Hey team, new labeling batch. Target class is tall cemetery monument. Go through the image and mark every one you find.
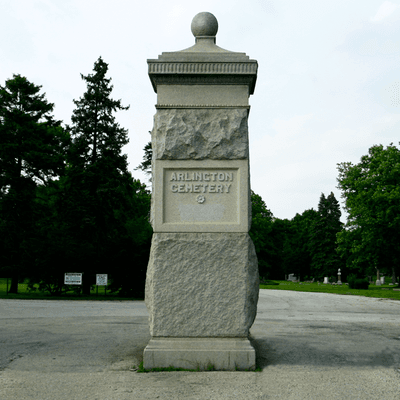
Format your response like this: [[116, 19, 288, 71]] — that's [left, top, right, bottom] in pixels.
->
[[143, 12, 259, 370]]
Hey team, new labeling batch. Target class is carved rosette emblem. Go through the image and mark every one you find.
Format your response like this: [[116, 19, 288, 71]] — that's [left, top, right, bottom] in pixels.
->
[[196, 195, 205, 204]]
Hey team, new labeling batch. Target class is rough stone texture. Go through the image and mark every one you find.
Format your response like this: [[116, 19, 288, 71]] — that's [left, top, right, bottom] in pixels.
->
[[145, 232, 259, 337], [151, 108, 249, 160]]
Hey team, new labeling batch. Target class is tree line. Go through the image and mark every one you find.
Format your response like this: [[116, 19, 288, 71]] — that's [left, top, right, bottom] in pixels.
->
[[0, 57, 152, 296], [1, 57, 399, 295], [248, 143, 400, 286]]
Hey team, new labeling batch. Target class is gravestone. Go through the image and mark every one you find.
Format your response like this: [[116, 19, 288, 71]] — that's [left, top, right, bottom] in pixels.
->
[[376, 269, 381, 286], [323, 277, 329, 284], [143, 12, 259, 371]]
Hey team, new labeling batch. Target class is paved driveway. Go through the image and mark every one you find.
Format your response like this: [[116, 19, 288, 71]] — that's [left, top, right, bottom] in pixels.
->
[[1, 290, 399, 399]]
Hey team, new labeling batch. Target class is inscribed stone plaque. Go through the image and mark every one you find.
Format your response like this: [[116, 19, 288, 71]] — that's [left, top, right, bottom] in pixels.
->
[[153, 160, 249, 232]]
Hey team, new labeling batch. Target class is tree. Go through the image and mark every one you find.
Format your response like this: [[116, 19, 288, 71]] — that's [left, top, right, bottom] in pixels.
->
[[62, 56, 152, 295], [309, 192, 343, 280], [249, 191, 276, 279], [0, 74, 67, 292], [337, 143, 400, 285], [135, 139, 152, 177], [269, 217, 291, 278], [282, 209, 319, 280]]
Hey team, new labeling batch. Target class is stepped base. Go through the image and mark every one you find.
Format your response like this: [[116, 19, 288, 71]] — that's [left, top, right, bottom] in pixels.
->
[[143, 337, 256, 371]]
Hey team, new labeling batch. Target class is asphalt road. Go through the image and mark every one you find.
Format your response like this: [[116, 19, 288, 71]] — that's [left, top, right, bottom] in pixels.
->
[[0, 290, 399, 399]]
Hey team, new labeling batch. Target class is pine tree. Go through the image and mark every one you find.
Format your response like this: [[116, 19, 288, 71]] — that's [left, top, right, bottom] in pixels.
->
[[0, 75, 67, 293], [64, 57, 151, 295], [249, 191, 275, 279], [282, 209, 318, 280], [135, 139, 152, 177], [309, 192, 343, 279]]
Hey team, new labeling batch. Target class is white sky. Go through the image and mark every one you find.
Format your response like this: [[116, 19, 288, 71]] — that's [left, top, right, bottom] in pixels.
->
[[2, 0, 400, 221]]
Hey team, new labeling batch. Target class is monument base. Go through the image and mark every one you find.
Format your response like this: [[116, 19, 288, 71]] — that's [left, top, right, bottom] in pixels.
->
[[143, 337, 256, 371]]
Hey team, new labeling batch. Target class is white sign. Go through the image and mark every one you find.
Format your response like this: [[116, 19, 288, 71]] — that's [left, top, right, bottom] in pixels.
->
[[96, 274, 108, 286], [64, 273, 82, 285]]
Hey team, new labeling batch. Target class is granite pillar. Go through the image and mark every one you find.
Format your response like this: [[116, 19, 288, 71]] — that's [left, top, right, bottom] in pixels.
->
[[143, 12, 259, 371]]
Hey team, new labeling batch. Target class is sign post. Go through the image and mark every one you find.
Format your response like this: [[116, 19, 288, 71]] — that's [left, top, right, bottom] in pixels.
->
[[96, 274, 108, 296], [64, 273, 82, 285], [64, 273, 82, 295]]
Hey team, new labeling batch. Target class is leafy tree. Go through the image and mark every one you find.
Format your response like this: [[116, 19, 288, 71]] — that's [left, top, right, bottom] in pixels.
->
[[309, 192, 343, 280], [335, 225, 371, 279], [337, 143, 400, 285], [0, 74, 67, 292], [107, 178, 152, 297]]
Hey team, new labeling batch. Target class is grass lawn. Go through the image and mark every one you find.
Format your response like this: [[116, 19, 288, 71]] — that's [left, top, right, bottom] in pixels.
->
[[0, 278, 144, 301], [260, 280, 400, 300], [1, 278, 399, 301]]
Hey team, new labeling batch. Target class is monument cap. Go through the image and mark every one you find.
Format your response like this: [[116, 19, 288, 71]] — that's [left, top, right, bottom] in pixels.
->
[[191, 12, 218, 37], [148, 12, 258, 95]]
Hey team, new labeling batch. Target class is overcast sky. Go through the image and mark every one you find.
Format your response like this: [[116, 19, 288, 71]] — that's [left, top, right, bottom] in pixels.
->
[[2, 0, 400, 221]]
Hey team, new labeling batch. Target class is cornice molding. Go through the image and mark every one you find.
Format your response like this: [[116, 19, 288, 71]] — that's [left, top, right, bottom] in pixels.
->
[[148, 61, 257, 75], [156, 105, 250, 109]]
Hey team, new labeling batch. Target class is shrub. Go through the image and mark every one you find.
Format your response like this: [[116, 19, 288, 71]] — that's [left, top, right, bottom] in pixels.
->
[[348, 278, 369, 290]]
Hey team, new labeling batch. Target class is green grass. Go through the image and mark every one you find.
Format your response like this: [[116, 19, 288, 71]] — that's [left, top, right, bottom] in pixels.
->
[[2, 278, 399, 301], [260, 280, 400, 300], [0, 278, 143, 301], [133, 361, 261, 373], [135, 361, 199, 372]]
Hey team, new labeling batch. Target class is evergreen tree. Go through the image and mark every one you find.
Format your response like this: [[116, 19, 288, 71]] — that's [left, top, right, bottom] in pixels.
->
[[309, 192, 343, 279], [0, 74, 67, 292], [63, 56, 151, 295], [249, 191, 276, 279], [135, 139, 152, 177], [282, 209, 319, 280], [269, 217, 291, 278]]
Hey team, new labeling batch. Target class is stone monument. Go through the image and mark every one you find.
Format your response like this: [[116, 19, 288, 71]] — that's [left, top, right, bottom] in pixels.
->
[[143, 12, 259, 371]]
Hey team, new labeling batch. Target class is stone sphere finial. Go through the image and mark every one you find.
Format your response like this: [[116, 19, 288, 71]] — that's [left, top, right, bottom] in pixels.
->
[[191, 12, 218, 37]]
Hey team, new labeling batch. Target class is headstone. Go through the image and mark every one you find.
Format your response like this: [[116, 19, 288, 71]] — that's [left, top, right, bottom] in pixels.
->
[[376, 269, 381, 285], [337, 268, 342, 284], [143, 12, 259, 371], [323, 277, 329, 284], [380, 276, 385, 284], [288, 274, 297, 281]]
